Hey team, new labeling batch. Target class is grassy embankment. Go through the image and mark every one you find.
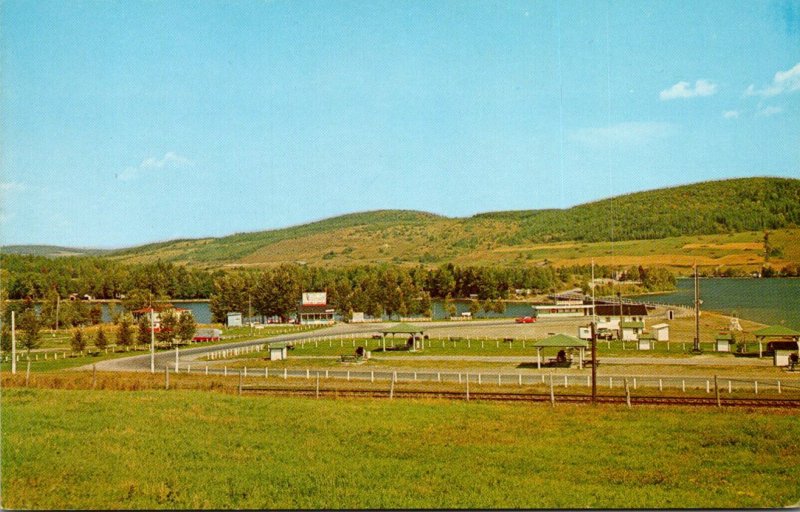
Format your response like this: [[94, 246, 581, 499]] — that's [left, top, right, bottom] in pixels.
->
[[2, 384, 799, 509]]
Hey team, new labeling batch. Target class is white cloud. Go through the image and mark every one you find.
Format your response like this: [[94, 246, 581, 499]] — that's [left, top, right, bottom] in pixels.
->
[[117, 152, 192, 181], [0, 181, 26, 192], [659, 79, 718, 100], [570, 122, 676, 148], [745, 62, 800, 97], [756, 106, 783, 117], [722, 110, 740, 119]]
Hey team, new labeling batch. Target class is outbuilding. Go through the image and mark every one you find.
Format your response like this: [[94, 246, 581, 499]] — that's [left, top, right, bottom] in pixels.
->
[[620, 321, 644, 341], [714, 333, 733, 352], [650, 323, 669, 341], [532, 334, 589, 369], [227, 312, 243, 327], [753, 325, 800, 359], [637, 333, 654, 350], [269, 342, 289, 361]]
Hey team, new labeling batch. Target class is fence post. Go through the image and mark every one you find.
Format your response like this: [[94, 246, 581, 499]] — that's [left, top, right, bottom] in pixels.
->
[[549, 374, 555, 407], [609, 377, 613, 389], [682, 380, 685, 392], [478, 374, 482, 385], [564, 375, 568, 388], [284, 368, 287, 380], [25, 361, 31, 388], [754, 381, 758, 395], [165, 366, 170, 390], [389, 377, 395, 400], [777, 380, 781, 394], [728, 380, 732, 393], [306, 369, 310, 380], [714, 375, 720, 407], [706, 380, 710, 393], [633, 377, 637, 390], [316, 374, 320, 399], [659, 379, 663, 391], [238, 371, 243, 395], [224, 366, 227, 377], [519, 374, 522, 386], [371, 371, 374, 383], [244, 367, 247, 378], [206, 366, 209, 375], [466, 375, 470, 401], [624, 378, 631, 408]]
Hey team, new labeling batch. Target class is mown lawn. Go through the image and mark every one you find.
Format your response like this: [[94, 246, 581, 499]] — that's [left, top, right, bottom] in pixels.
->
[[2, 388, 799, 509]]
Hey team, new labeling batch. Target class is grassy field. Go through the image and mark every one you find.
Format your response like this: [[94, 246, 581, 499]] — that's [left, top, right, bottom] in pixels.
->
[[2, 385, 799, 509]]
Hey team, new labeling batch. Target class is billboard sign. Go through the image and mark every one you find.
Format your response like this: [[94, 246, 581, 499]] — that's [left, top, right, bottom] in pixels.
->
[[302, 292, 327, 305]]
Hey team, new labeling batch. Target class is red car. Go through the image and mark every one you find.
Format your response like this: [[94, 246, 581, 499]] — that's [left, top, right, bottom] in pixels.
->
[[515, 316, 536, 323]]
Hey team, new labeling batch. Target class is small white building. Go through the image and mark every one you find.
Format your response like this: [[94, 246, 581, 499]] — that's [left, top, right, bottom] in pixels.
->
[[715, 333, 733, 352], [620, 321, 644, 341], [227, 312, 243, 327], [651, 323, 669, 341], [351, 312, 366, 323], [269, 343, 288, 361], [637, 333, 655, 350], [578, 326, 592, 340]]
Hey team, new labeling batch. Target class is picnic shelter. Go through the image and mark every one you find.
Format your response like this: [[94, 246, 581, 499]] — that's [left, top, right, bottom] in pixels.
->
[[379, 323, 426, 351], [532, 334, 589, 369]]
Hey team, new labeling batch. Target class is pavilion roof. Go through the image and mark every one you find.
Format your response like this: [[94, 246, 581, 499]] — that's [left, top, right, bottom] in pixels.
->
[[380, 322, 425, 335], [532, 334, 588, 348], [753, 325, 800, 338]]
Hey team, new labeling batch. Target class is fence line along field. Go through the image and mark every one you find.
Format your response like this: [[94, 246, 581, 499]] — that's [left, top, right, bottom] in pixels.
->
[[2, 385, 799, 509]]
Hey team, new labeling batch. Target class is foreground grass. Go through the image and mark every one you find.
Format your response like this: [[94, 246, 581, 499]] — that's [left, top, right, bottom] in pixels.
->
[[2, 387, 799, 509]]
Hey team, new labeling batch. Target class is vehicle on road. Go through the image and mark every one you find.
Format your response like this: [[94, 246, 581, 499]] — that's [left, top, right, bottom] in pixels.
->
[[515, 316, 536, 323]]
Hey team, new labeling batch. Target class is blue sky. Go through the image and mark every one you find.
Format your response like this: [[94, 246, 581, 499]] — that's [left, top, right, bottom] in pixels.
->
[[1, 0, 798, 248]]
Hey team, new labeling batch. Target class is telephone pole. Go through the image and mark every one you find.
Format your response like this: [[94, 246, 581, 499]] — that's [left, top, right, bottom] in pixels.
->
[[693, 264, 702, 353], [150, 308, 156, 373], [11, 311, 17, 375]]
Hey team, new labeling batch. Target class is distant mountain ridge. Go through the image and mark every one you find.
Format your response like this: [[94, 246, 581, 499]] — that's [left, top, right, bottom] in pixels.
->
[[5, 177, 800, 269]]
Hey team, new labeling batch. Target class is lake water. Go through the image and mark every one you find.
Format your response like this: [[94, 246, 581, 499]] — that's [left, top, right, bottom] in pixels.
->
[[97, 278, 799, 329], [630, 278, 800, 329], [100, 300, 535, 324]]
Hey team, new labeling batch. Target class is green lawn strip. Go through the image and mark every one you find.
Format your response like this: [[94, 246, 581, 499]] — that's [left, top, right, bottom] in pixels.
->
[[2, 388, 799, 509]]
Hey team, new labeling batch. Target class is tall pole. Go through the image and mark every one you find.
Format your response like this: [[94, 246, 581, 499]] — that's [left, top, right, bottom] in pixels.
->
[[693, 264, 701, 353], [591, 260, 596, 326], [150, 309, 155, 373], [248, 295, 253, 337], [54, 296, 60, 334], [11, 311, 17, 375], [590, 321, 597, 404]]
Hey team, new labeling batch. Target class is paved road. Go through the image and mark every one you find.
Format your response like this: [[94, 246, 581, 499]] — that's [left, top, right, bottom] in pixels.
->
[[87, 316, 779, 373], [89, 318, 553, 372]]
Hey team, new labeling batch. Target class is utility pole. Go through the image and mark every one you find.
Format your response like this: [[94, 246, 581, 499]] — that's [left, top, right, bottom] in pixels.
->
[[150, 308, 156, 373], [248, 295, 253, 337], [54, 295, 60, 335], [590, 320, 597, 404], [693, 264, 702, 353], [11, 311, 17, 375]]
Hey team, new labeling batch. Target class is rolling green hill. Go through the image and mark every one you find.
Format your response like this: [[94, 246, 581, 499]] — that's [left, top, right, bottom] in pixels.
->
[[10, 177, 800, 270], [0, 245, 109, 257]]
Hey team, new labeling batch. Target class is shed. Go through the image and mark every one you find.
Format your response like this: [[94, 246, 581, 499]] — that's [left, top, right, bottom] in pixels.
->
[[227, 312, 243, 327], [269, 342, 289, 361], [379, 323, 426, 351], [637, 332, 655, 350], [753, 325, 800, 359], [714, 333, 733, 352], [532, 334, 589, 369], [620, 321, 644, 341], [651, 323, 669, 341]]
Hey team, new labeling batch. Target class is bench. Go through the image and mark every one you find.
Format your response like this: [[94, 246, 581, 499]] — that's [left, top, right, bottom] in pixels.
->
[[583, 359, 601, 368]]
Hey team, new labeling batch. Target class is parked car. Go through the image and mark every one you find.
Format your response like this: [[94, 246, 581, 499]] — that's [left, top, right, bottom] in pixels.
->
[[515, 316, 536, 323]]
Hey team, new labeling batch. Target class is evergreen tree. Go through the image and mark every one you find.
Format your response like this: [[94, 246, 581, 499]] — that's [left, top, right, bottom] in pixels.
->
[[94, 327, 108, 350], [176, 312, 197, 344], [71, 328, 86, 353], [117, 314, 133, 347], [136, 315, 151, 347], [156, 309, 177, 344]]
